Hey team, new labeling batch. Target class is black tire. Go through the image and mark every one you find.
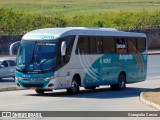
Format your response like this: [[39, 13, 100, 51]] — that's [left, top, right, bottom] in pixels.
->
[[67, 77, 79, 95], [84, 86, 96, 90], [110, 84, 117, 90], [110, 74, 126, 90], [35, 89, 45, 94]]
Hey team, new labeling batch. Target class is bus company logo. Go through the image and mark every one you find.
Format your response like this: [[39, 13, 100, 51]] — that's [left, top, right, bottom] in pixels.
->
[[119, 54, 133, 60], [22, 74, 31, 78], [26, 34, 54, 40], [1, 112, 42, 118], [2, 112, 11, 118], [31, 79, 36, 82]]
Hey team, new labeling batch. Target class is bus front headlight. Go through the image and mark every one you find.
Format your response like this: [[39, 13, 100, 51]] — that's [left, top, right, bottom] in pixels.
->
[[15, 76, 22, 80], [44, 72, 58, 81], [44, 75, 56, 81], [15, 76, 19, 80]]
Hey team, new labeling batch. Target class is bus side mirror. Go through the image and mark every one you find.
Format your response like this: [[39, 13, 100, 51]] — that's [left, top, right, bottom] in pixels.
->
[[9, 41, 20, 55], [61, 41, 66, 56]]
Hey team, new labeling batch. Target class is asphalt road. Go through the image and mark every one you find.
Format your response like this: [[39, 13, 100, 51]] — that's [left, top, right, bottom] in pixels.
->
[[0, 78, 15, 89], [0, 55, 160, 120], [147, 55, 160, 78]]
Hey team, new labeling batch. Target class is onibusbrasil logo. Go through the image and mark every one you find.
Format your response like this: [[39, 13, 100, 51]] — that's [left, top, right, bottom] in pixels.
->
[[1, 112, 42, 118]]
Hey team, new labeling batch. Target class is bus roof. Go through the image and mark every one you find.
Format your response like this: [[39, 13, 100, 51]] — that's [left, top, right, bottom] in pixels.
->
[[22, 27, 146, 40]]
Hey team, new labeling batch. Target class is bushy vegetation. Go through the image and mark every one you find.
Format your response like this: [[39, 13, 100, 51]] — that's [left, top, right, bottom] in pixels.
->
[[0, 7, 67, 35], [1, 0, 160, 16], [0, 7, 160, 35]]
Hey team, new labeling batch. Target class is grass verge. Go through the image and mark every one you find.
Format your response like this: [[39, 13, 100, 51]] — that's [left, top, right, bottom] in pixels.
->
[[143, 88, 160, 105]]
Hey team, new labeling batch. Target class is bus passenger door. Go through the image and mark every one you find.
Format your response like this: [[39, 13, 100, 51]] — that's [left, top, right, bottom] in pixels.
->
[[58, 36, 75, 88]]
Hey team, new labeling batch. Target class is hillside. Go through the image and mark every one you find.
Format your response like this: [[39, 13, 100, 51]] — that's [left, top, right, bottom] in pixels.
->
[[0, 0, 160, 35]]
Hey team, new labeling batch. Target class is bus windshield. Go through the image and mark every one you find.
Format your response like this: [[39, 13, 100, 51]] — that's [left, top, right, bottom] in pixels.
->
[[16, 40, 59, 72]]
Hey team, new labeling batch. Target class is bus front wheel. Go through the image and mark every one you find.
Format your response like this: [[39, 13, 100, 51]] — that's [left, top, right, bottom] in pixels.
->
[[111, 74, 126, 90], [67, 77, 79, 95]]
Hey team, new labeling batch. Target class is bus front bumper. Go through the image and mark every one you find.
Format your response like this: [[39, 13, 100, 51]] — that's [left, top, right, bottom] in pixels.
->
[[15, 77, 59, 90]]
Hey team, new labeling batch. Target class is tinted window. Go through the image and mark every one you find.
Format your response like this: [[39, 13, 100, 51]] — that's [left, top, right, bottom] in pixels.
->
[[8, 60, 16, 66], [1, 61, 8, 67], [89, 37, 97, 54], [76, 36, 103, 54], [127, 38, 137, 53], [137, 38, 146, 53], [96, 37, 103, 54], [76, 36, 89, 54], [103, 37, 115, 53]]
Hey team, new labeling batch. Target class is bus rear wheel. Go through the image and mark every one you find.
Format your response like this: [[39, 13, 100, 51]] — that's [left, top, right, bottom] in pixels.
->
[[67, 77, 79, 95], [111, 74, 126, 90], [35, 89, 45, 94]]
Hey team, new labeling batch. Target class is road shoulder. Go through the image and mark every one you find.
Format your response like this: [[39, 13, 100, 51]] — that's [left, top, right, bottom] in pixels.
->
[[0, 85, 24, 92]]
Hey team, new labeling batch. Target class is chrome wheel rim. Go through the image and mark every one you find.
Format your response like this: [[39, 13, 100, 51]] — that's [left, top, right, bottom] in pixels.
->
[[120, 76, 125, 88], [71, 80, 77, 92]]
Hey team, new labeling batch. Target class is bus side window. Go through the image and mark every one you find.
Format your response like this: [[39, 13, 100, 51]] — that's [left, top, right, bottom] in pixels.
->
[[76, 36, 89, 54], [89, 36, 97, 54], [127, 37, 137, 53], [96, 37, 103, 54], [103, 37, 115, 54], [137, 38, 146, 53]]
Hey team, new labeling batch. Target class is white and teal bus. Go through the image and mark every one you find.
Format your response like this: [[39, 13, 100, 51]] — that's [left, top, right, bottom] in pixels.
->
[[11, 27, 147, 94]]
